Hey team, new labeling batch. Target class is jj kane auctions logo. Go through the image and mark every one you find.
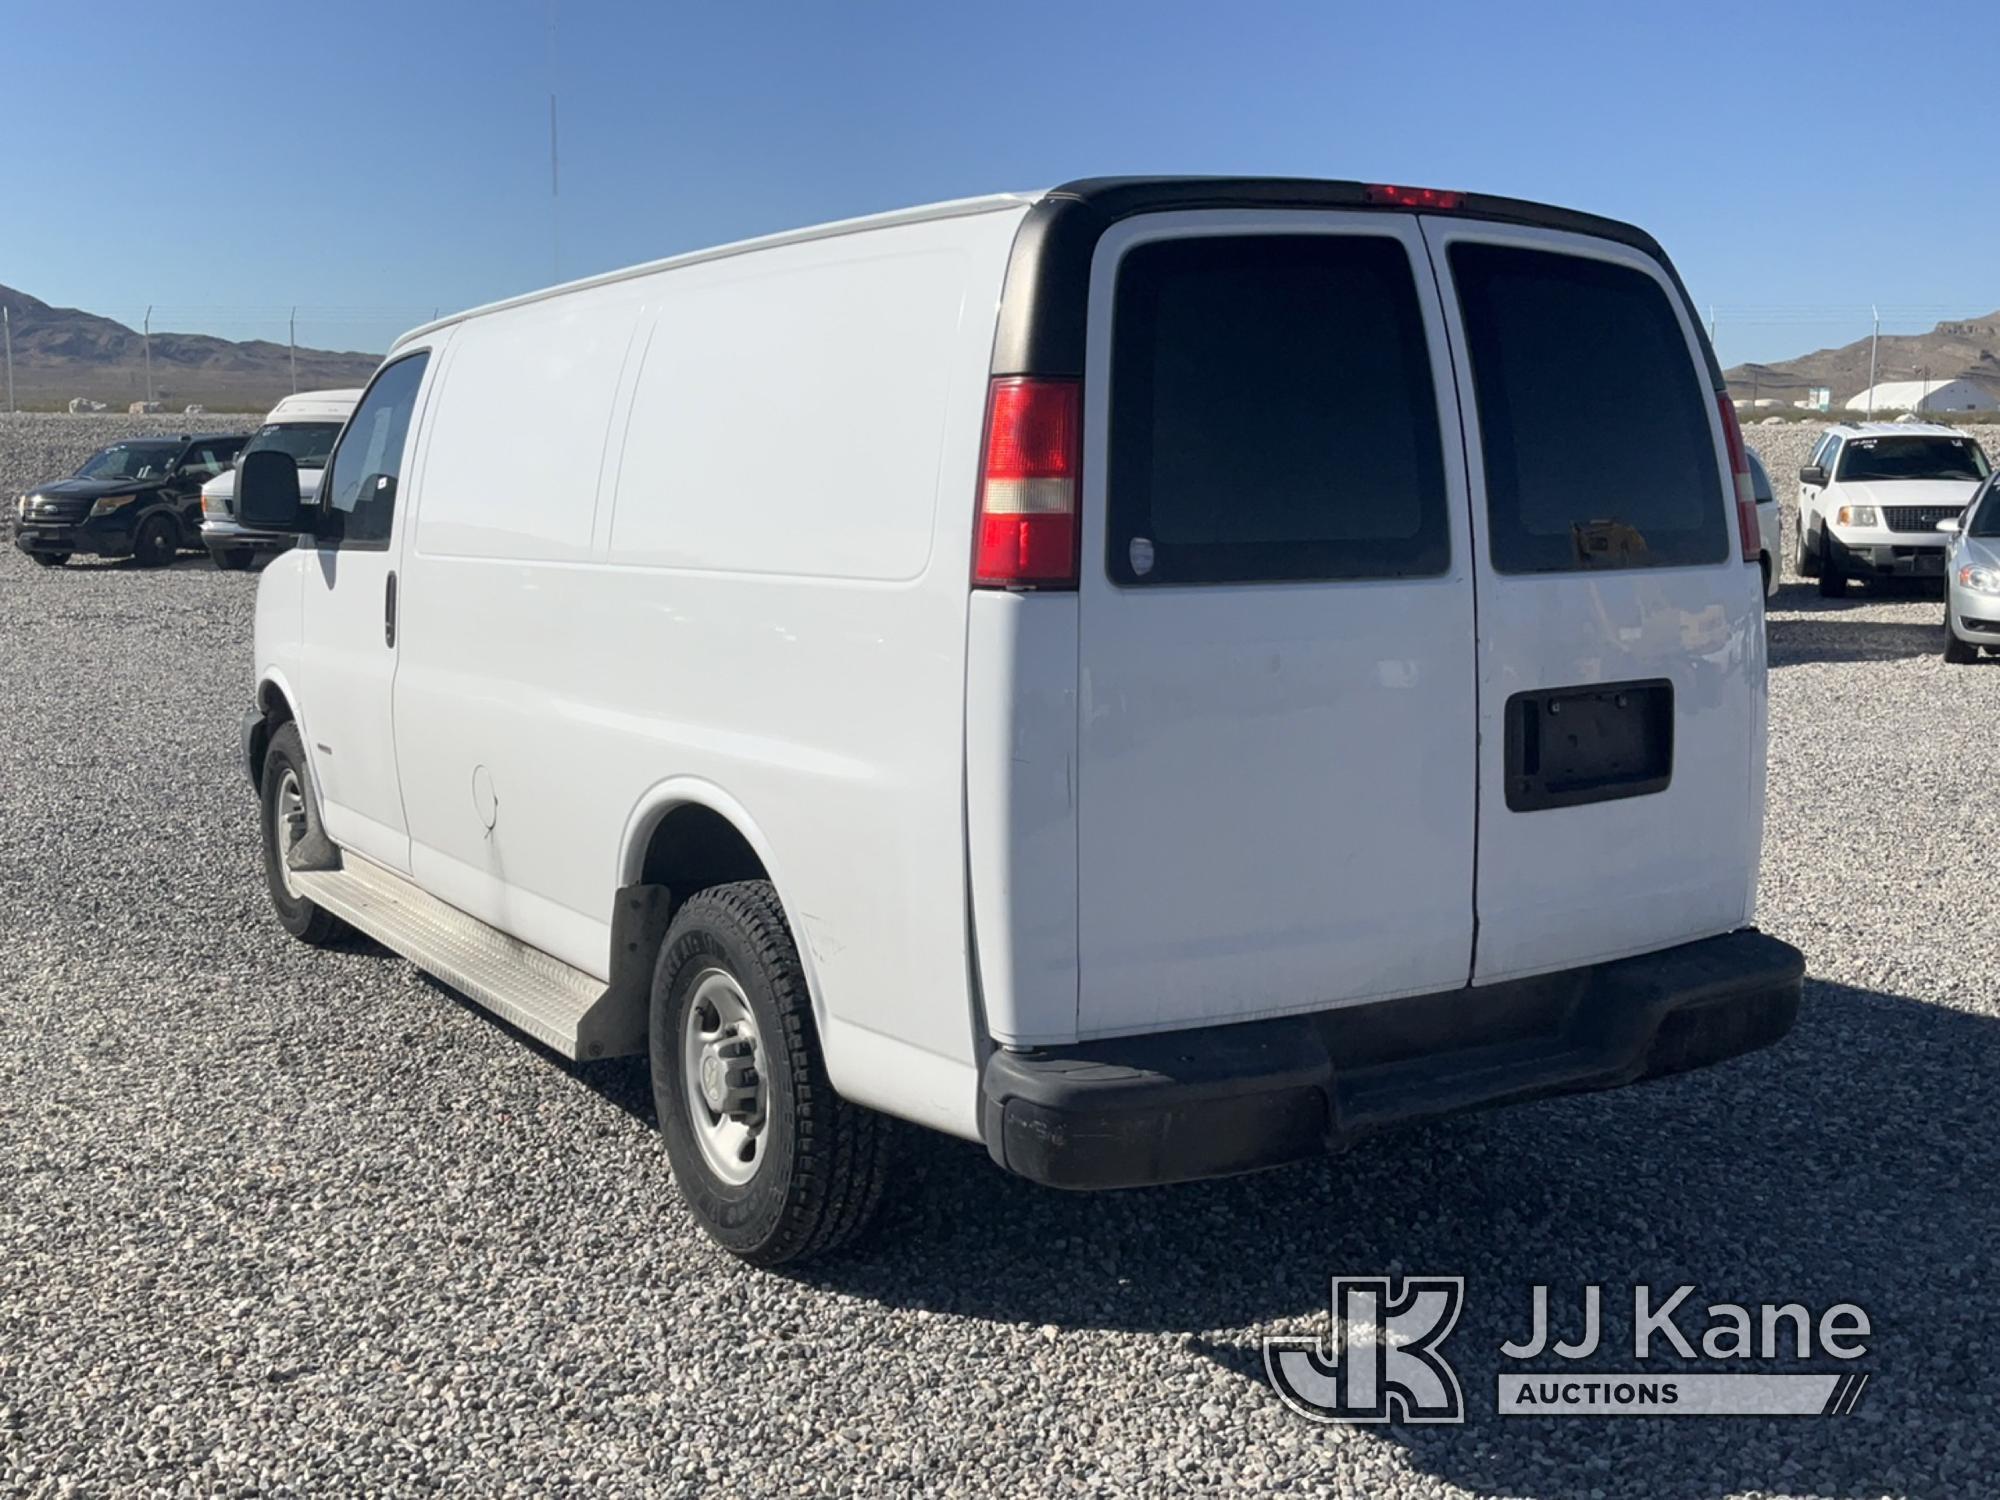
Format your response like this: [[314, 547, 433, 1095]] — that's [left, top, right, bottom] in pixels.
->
[[1265, 1278, 1873, 1423]]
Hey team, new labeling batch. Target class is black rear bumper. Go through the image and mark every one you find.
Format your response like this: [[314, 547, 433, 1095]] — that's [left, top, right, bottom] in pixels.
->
[[979, 929, 1804, 1190]]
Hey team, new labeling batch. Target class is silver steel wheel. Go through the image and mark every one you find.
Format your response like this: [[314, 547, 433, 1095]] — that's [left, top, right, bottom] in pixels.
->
[[274, 767, 307, 899], [680, 968, 767, 1186]]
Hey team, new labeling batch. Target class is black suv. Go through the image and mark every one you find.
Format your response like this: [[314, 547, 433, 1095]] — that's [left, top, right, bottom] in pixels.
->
[[13, 432, 248, 568]]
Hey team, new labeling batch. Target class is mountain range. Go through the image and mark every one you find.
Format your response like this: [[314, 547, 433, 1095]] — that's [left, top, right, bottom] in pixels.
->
[[1725, 312, 2000, 405], [0, 283, 382, 413]]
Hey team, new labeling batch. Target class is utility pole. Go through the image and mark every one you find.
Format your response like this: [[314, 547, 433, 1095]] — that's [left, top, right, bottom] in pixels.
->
[[1866, 305, 1879, 417], [143, 305, 154, 406], [1708, 305, 1717, 345], [289, 306, 298, 394], [548, 0, 560, 285], [2, 305, 13, 414]]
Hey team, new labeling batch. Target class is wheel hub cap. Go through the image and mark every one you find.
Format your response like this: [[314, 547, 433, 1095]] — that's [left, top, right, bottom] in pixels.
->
[[681, 970, 767, 1185], [274, 769, 307, 899]]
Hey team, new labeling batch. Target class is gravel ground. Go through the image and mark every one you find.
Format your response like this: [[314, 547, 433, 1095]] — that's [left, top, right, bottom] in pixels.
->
[[3, 458, 1999, 1496]]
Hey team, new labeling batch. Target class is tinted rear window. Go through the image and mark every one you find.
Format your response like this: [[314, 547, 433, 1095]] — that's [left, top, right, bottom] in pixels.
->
[[1450, 243, 1726, 573], [1105, 234, 1451, 586]]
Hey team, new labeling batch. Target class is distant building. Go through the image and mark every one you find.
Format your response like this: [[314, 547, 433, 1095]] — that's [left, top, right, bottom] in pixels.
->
[[128, 400, 163, 415], [1845, 378, 1999, 414]]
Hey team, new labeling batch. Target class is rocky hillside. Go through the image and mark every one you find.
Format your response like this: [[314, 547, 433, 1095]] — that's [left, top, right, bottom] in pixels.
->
[[0, 284, 380, 413], [1726, 313, 2000, 406]]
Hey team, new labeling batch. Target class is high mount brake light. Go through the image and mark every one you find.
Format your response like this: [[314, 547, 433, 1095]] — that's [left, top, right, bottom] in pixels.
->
[[1365, 184, 1465, 210], [972, 377, 1080, 589]]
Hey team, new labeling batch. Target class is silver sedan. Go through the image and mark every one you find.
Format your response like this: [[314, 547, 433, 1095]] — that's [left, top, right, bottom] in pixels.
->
[[1942, 472, 2000, 664]]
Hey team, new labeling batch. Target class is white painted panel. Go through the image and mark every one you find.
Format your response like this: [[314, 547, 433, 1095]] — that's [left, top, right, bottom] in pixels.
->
[[609, 246, 968, 581], [416, 291, 643, 562]]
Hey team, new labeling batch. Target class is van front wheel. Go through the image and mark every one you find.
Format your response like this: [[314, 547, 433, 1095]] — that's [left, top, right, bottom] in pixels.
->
[[651, 881, 892, 1265], [259, 722, 348, 947]]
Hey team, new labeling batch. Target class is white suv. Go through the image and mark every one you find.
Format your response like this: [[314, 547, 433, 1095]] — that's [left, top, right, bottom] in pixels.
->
[[1796, 422, 1991, 597]]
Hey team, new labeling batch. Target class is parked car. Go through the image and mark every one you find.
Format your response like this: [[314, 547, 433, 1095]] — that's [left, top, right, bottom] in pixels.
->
[[236, 176, 1804, 1264], [202, 389, 362, 570], [1748, 447, 1780, 596], [1940, 471, 2000, 663], [14, 433, 247, 567], [1795, 422, 1991, 597]]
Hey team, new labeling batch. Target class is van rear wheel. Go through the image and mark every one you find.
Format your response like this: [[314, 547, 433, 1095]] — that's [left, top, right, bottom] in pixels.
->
[[651, 881, 893, 1265]]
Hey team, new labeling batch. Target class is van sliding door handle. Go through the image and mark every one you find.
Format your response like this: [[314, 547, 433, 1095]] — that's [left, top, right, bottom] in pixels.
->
[[385, 570, 398, 648]]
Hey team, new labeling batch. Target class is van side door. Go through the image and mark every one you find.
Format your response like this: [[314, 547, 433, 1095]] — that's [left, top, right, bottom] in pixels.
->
[[296, 348, 437, 871]]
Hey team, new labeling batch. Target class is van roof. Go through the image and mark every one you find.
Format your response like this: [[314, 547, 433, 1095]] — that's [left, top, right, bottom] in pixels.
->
[[388, 176, 1697, 372], [389, 193, 1042, 354], [264, 388, 363, 422]]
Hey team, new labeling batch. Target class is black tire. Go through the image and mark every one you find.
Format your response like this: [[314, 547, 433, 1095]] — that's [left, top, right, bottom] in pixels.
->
[[1795, 514, 1820, 578], [1760, 553, 1773, 597], [1944, 617, 1979, 664], [30, 552, 69, 567], [1817, 536, 1845, 598], [259, 722, 348, 946], [212, 548, 254, 572], [651, 881, 893, 1265], [133, 513, 179, 568]]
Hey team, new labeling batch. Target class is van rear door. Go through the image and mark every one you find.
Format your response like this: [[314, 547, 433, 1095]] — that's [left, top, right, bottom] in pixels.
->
[[1418, 220, 1763, 985], [1074, 211, 1478, 1040]]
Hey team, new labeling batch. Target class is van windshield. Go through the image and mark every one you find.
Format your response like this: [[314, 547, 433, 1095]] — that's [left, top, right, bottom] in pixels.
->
[[1836, 436, 1989, 484], [1449, 242, 1727, 573], [243, 421, 345, 469]]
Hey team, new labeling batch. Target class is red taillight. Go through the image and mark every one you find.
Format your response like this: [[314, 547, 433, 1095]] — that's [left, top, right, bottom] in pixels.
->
[[973, 377, 1080, 588], [1717, 395, 1760, 561], [1365, 183, 1464, 210]]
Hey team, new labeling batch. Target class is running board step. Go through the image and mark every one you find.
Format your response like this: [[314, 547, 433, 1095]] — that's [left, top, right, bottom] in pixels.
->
[[292, 857, 651, 1060]]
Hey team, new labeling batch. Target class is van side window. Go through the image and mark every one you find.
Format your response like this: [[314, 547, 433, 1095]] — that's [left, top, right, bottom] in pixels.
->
[[1450, 243, 1727, 573], [320, 352, 431, 550], [1106, 234, 1452, 586]]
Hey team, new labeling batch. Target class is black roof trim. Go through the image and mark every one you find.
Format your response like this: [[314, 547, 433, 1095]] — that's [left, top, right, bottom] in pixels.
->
[[990, 176, 1722, 389]]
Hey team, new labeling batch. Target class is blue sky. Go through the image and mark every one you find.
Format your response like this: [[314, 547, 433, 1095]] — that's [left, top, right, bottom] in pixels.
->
[[8, 0, 1998, 369]]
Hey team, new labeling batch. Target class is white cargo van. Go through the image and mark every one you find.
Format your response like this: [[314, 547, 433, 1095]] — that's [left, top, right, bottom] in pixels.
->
[[237, 178, 1805, 1265]]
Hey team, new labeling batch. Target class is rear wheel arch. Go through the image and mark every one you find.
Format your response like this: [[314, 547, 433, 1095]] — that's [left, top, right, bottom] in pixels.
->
[[618, 786, 829, 1024]]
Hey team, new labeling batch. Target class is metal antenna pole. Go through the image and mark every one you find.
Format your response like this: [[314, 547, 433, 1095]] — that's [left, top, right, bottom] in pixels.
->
[[3, 306, 13, 414], [548, 0, 560, 285], [143, 305, 154, 406], [289, 306, 298, 394], [1867, 306, 1879, 417]]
